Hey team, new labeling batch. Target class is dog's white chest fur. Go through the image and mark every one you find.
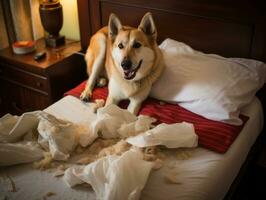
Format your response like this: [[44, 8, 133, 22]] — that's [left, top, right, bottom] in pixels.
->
[[108, 77, 127, 100]]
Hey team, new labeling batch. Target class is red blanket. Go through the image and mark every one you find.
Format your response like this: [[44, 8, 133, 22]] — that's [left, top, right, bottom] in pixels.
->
[[65, 81, 248, 153]]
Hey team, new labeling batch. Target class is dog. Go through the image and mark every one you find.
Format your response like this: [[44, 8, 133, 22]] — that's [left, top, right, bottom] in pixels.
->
[[80, 12, 165, 115]]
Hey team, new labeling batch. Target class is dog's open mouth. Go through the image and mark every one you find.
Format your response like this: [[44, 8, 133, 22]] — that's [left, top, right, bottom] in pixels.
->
[[123, 60, 143, 80]]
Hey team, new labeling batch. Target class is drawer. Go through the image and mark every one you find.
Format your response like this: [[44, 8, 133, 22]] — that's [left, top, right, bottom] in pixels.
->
[[2, 80, 50, 115], [0, 63, 49, 94]]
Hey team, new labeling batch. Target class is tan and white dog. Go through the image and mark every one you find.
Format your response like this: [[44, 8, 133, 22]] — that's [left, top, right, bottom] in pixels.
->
[[80, 12, 165, 115]]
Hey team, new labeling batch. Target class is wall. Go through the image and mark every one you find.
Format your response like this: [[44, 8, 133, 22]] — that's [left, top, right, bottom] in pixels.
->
[[60, 0, 80, 41]]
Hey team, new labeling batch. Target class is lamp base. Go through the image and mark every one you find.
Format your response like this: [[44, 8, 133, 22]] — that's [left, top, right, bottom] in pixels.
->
[[45, 35, 65, 47]]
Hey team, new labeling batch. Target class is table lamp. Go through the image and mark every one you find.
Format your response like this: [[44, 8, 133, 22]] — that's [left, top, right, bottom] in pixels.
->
[[39, 0, 65, 47]]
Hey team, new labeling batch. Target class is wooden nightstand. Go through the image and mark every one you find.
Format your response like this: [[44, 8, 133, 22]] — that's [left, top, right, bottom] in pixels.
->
[[0, 38, 87, 116]]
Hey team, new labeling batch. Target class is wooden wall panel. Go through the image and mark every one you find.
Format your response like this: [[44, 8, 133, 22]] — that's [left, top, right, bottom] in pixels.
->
[[77, 0, 266, 61], [100, 1, 253, 58]]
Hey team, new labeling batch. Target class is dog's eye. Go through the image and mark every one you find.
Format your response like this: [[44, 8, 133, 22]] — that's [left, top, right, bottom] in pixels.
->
[[133, 42, 141, 49], [118, 43, 124, 49]]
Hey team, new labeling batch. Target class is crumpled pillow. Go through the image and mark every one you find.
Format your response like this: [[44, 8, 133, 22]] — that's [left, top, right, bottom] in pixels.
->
[[150, 38, 266, 125]]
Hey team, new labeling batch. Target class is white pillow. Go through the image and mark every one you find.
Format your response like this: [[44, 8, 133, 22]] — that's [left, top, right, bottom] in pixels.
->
[[150, 39, 266, 125]]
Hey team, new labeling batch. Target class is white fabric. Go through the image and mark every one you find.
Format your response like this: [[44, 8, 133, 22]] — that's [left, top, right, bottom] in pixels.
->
[[37, 113, 78, 161], [91, 104, 137, 139], [62, 112, 197, 200], [0, 142, 43, 166], [151, 38, 266, 125], [141, 97, 264, 200], [0, 110, 89, 162], [0, 112, 44, 166], [118, 115, 157, 138], [0, 96, 198, 200], [0, 96, 263, 200], [0, 112, 41, 143], [44, 96, 99, 148], [64, 149, 154, 200], [45, 98, 157, 147], [127, 122, 198, 148], [78, 105, 157, 146]]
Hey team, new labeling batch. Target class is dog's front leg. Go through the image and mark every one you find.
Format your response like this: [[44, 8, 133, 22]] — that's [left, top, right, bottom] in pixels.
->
[[105, 78, 123, 107], [80, 63, 104, 102], [80, 33, 107, 102], [80, 81, 94, 102], [128, 86, 151, 115], [105, 95, 119, 106], [128, 99, 142, 115]]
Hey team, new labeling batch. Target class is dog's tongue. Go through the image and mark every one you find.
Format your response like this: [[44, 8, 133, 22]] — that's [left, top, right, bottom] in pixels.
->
[[124, 70, 135, 80], [123, 60, 142, 80]]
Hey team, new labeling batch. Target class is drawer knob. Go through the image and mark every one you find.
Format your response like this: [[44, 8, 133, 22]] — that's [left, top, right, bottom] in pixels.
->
[[36, 82, 42, 87]]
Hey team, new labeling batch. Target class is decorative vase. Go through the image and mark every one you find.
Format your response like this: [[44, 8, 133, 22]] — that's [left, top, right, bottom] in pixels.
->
[[39, 0, 65, 47]]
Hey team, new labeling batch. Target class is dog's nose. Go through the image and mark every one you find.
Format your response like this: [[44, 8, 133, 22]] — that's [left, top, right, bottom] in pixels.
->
[[121, 59, 132, 70]]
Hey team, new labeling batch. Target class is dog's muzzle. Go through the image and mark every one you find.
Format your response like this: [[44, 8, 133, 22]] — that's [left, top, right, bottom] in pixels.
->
[[121, 59, 132, 70], [123, 60, 143, 80]]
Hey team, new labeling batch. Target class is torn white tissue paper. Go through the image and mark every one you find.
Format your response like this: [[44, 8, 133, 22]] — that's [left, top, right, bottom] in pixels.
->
[[0, 141, 43, 166], [98, 104, 137, 122], [126, 122, 198, 148], [117, 115, 156, 138], [0, 114, 18, 142], [37, 112, 78, 161], [64, 149, 154, 200], [76, 121, 97, 147], [44, 96, 98, 147], [0, 111, 78, 163], [44, 95, 97, 123], [0, 111, 41, 143], [90, 104, 137, 139], [76, 105, 156, 147]]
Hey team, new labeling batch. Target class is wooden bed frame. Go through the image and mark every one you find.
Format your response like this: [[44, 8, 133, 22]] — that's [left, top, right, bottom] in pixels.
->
[[76, 0, 266, 199]]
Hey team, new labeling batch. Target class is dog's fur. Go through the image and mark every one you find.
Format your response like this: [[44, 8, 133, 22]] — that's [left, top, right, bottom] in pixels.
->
[[80, 12, 165, 115]]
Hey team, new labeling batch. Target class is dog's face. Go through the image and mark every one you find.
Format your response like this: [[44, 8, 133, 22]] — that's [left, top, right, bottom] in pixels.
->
[[109, 13, 157, 81]]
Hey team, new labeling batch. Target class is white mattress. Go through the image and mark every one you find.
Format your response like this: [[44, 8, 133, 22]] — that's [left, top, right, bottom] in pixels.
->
[[0, 96, 264, 200]]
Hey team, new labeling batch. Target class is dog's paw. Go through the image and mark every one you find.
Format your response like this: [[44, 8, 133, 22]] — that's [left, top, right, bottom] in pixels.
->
[[80, 91, 92, 102], [96, 77, 108, 88]]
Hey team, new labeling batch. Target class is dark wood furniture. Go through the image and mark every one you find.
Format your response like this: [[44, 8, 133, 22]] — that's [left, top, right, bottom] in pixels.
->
[[0, 38, 86, 116], [76, 0, 266, 199]]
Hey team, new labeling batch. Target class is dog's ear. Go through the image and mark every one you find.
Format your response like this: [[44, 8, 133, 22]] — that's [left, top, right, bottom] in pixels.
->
[[138, 12, 157, 40], [108, 13, 122, 41]]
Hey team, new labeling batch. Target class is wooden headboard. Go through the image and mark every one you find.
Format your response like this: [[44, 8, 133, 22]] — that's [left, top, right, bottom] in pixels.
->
[[77, 0, 266, 61], [76, 0, 266, 112]]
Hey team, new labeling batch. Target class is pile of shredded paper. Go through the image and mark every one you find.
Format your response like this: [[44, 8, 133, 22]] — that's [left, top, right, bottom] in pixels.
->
[[0, 96, 198, 200]]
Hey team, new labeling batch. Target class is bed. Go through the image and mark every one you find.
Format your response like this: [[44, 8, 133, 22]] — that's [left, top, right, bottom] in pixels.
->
[[1, 0, 266, 199]]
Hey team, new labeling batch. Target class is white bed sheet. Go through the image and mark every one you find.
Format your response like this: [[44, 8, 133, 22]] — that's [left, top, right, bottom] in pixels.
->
[[0, 96, 263, 200]]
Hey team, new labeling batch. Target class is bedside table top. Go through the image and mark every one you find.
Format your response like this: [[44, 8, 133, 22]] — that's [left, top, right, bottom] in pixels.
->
[[0, 38, 81, 74]]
